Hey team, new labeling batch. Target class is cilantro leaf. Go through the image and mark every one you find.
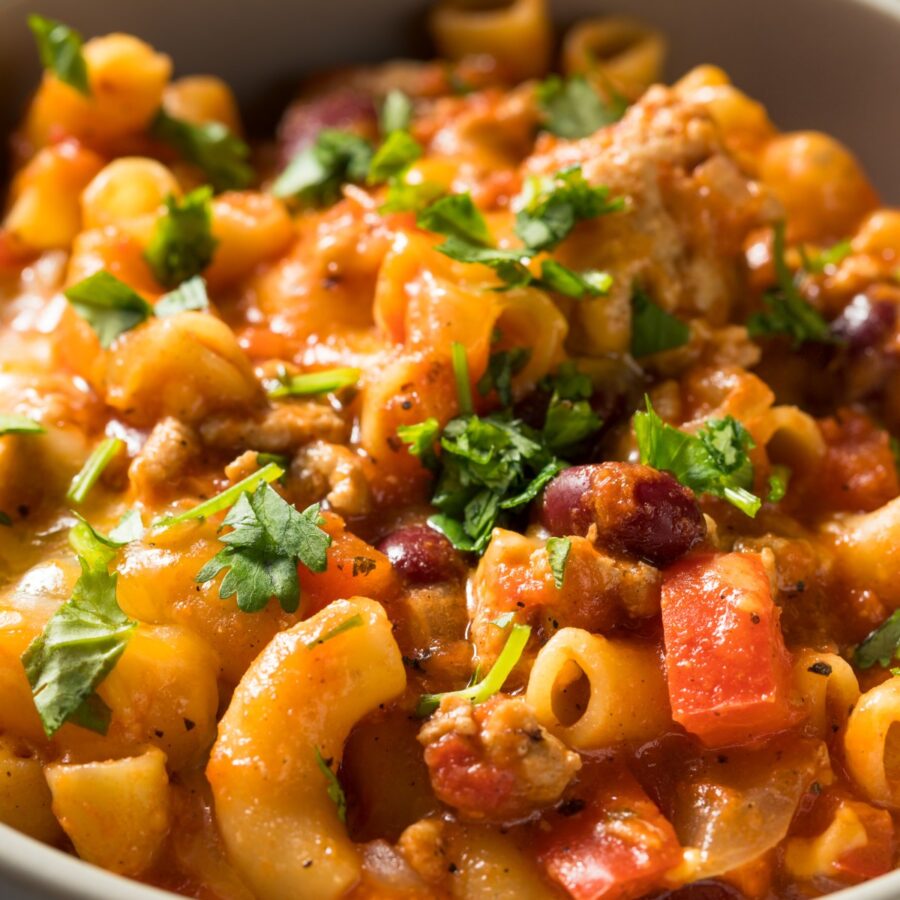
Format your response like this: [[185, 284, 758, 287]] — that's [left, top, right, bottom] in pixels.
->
[[272, 129, 373, 205], [64, 271, 153, 348], [630, 289, 690, 357], [66, 436, 124, 504], [536, 75, 626, 139], [196, 485, 332, 613], [0, 414, 44, 435], [380, 89, 414, 135], [419, 196, 610, 298], [154, 276, 210, 316], [748, 223, 835, 347], [22, 523, 137, 737], [152, 109, 253, 192], [315, 748, 347, 822], [515, 166, 624, 252], [28, 15, 90, 96], [144, 187, 218, 289], [547, 536, 571, 588], [417, 193, 492, 246], [368, 130, 422, 185], [267, 366, 360, 399], [478, 347, 531, 406], [856, 610, 900, 669], [634, 396, 761, 517], [541, 361, 602, 453], [397, 418, 441, 471], [381, 177, 444, 214], [416, 622, 531, 716]]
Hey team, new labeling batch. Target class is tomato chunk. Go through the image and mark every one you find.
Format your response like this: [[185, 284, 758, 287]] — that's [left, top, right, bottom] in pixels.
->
[[833, 801, 894, 882], [661, 552, 794, 747], [536, 765, 682, 900]]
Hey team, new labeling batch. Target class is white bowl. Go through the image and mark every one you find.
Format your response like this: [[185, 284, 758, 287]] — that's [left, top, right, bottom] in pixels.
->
[[2, 0, 900, 897]]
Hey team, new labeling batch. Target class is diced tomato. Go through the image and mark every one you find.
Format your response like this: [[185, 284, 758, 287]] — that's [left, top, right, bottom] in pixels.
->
[[536, 765, 682, 900], [833, 801, 894, 882], [661, 552, 795, 747], [297, 512, 400, 613]]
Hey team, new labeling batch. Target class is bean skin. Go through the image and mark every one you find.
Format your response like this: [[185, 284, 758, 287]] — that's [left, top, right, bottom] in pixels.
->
[[541, 462, 706, 567], [830, 292, 896, 351], [376, 524, 465, 584]]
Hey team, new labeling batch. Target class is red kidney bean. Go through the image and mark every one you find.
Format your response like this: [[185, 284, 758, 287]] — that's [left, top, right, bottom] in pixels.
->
[[541, 462, 706, 567], [376, 524, 465, 584], [277, 88, 377, 167], [652, 881, 745, 900], [831, 291, 896, 350]]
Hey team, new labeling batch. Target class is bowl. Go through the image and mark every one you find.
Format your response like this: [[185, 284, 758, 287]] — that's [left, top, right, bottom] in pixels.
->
[[2, 0, 900, 897]]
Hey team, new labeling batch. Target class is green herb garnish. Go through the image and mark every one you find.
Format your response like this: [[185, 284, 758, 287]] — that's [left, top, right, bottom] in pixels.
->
[[536, 75, 626, 139], [748, 223, 835, 347], [0, 415, 45, 436], [634, 396, 761, 517], [416, 623, 531, 716], [28, 15, 90, 96], [66, 437, 124, 504], [315, 748, 347, 822], [144, 187, 218, 289], [630, 289, 690, 358], [856, 610, 900, 669], [22, 522, 137, 737], [272, 129, 373, 205], [267, 366, 360, 399], [547, 537, 571, 589], [196, 484, 331, 613], [152, 109, 253, 192]]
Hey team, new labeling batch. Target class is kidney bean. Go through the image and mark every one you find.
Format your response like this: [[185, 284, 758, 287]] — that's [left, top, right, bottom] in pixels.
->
[[277, 88, 377, 167], [541, 462, 706, 567], [830, 291, 896, 351], [376, 524, 465, 584]]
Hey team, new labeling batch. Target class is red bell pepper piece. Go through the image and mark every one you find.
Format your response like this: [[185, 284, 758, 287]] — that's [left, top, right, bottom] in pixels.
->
[[661, 552, 795, 747], [537, 765, 682, 900]]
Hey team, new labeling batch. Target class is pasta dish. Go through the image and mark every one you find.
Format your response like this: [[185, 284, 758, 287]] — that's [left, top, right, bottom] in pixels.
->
[[3, 1, 900, 897]]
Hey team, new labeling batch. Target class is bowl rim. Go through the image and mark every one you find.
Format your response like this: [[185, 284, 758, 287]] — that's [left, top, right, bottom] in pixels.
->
[[3, 0, 900, 897]]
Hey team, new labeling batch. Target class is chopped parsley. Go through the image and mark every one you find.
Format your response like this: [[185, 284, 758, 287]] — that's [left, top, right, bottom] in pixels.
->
[[154, 276, 210, 316], [267, 366, 360, 399], [196, 484, 331, 613], [399, 350, 592, 553], [28, 15, 90, 96], [630, 289, 690, 358], [22, 521, 137, 737], [478, 347, 531, 406], [144, 187, 219, 289], [64, 271, 153, 348], [315, 749, 347, 823], [0, 414, 44, 436], [368, 130, 422, 185], [515, 165, 623, 252], [153, 461, 284, 529], [65, 272, 212, 347], [547, 537, 571, 588], [541, 362, 601, 454], [416, 622, 531, 716], [634, 396, 761, 517], [417, 193, 611, 299], [855, 610, 900, 669], [272, 129, 373, 205], [536, 75, 627, 139], [748, 223, 835, 347], [66, 437, 124, 504], [151, 109, 254, 193]]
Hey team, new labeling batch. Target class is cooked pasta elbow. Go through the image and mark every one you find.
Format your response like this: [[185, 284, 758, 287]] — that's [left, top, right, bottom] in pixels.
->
[[207, 597, 407, 900]]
